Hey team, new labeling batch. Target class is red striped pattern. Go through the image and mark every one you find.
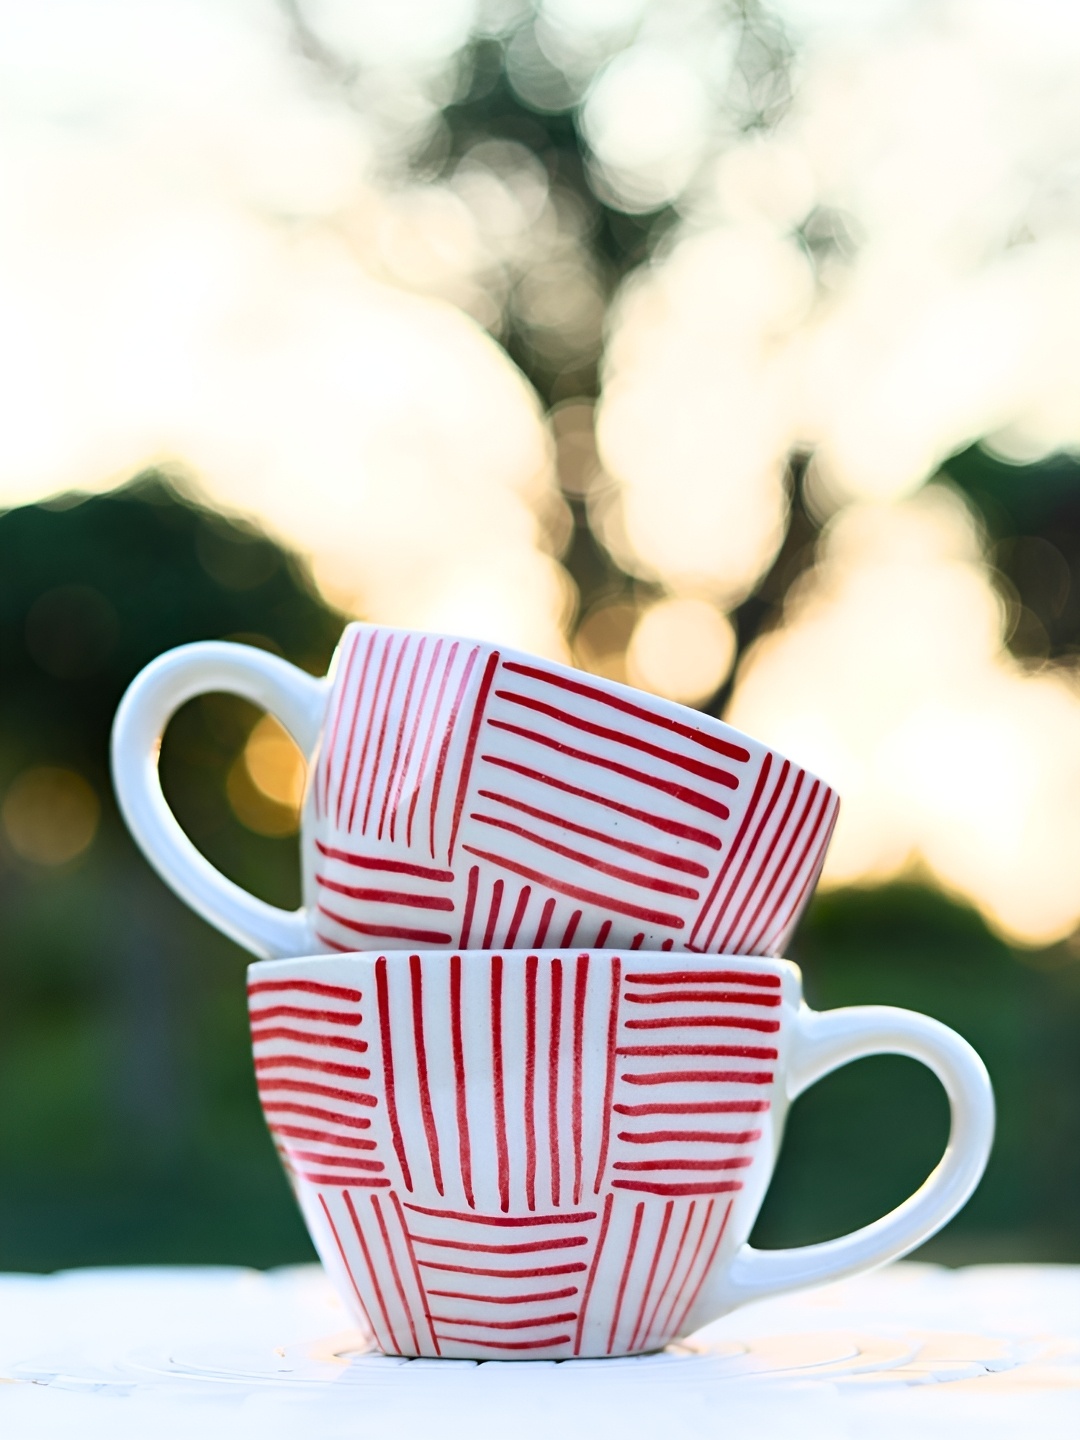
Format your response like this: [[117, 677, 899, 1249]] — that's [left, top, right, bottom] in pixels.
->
[[307, 628, 836, 957], [254, 951, 787, 1357]]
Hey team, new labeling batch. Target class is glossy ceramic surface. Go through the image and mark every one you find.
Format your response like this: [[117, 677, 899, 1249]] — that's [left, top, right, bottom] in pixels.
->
[[247, 949, 994, 1360], [112, 624, 839, 960]]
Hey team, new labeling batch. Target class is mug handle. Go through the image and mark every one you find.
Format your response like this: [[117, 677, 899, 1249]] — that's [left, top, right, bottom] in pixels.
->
[[725, 1004, 994, 1306], [111, 641, 330, 959]]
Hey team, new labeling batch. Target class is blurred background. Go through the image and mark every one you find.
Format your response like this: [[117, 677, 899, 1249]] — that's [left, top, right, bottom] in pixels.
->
[[1, 0, 1078, 1270]]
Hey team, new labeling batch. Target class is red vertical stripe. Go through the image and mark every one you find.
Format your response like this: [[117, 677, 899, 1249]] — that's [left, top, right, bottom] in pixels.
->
[[524, 953, 538, 1212], [491, 954, 510, 1212], [407, 640, 455, 850], [627, 1200, 674, 1352], [429, 646, 479, 859], [534, 896, 556, 948], [764, 795, 837, 954], [459, 865, 479, 949], [711, 760, 791, 952], [643, 1201, 695, 1346], [390, 638, 442, 844], [548, 955, 563, 1207], [409, 954, 444, 1195], [342, 1189, 401, 1353], [389, 1189, 441, 1356], [724, 769, 805, 953], [592, 957, 621, 1193], [346, 632, 395, 832], [561, 909, 582, 947], [379, 638, 426, 841], [594, 919, 612, 946], [571, 952, 589, 1206], [659, 1198, 714, 1337], [505, 884, 531, 948], [757, 788, 833, 955], [370, 1192, 421, 1355], [375, 957, 413, 1192], [320, 630, 359, 820], [689, 752, 773, 947], [317, 1191, 379, 1344], [334, 632, 376, 829], [361, 637, 409, 835], [573, 1191, 613, 1355], [449, 954, 474, 1209], [447, 650, 500, 862], [607, 1202, 645, 1355], [669, 1198, 733, 1337], [482, 878, 504, 949]]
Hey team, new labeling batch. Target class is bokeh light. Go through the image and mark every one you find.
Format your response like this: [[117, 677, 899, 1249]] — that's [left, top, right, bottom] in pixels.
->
[[1, 767, 100, 867]]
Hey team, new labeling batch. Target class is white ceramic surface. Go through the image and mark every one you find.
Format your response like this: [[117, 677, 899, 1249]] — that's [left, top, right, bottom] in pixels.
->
[[111, 624, 838, 960], [247, 949, 994, 1359]]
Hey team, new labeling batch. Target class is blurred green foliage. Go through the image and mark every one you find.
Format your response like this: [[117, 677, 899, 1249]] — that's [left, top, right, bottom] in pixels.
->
[[1, 477, 1078, 1271]]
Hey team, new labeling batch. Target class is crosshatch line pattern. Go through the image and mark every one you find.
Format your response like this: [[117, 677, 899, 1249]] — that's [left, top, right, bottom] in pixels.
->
[[309, 629, 838, 957], [250, 952, 789, 1358]]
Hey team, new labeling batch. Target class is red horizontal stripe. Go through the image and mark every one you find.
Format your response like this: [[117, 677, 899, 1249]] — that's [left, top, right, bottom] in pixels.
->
[[618, 1129, 761, 1144], [431, 1312, 577, 1331], [254, 1055, 370, 1080], [427, 1287, 578, 1304], [626, 970, 780, 988], [484, 755, 722, 849], [409, 1235, 588, 1255], [625, 990, 781, 1007], [317, 874, 454, 911], [502, 661, 751, 762], [614, 1101, 769, 1116], [612, 1180, 744, 1196], [617, 1045, 777, 1059], [248, 979, 361, 1002], [300, 1173, 391, 1187], [256, 1079, 377, 1105], [248, 1005, 361, 1027], [268, 1124, 376, 1149], [404, 1204, 595, 1227], [251, 1027, 368, 1053], [489, 720, 732, 820], [287, 1151, 384, 1170], [622, 1070, 773, 1086], [315, 840, 453, 881], [476, 789, 710, 877], [317, 905, 453, 945], [259, 1102, 371, 1128], [436, 1334, 571, 1350], [495, 690, 741, 789], [417, 1261, 588, 1278], [626, 1016, 780, 1033], [462, 847, 685, 929], [613, 1158, 753, 1172], [471, 812, 699, 899], [313, 931, 352, 953]]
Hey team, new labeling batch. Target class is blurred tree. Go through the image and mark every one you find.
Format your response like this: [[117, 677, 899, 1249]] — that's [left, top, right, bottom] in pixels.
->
[[0, 474, 344, 1267]]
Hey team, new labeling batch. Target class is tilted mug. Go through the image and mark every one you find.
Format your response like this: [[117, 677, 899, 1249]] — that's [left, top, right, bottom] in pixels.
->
[[112, 624, 839, 959], [247, 948, 994, 1359]]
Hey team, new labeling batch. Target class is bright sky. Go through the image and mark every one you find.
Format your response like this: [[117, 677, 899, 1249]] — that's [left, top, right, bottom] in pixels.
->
[[2, 0, 1079, 944]]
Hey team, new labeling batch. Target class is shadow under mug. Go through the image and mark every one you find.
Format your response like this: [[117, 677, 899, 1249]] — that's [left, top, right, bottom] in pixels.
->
[[247, 949, 994, 1360], [113, 623, 839, 960]]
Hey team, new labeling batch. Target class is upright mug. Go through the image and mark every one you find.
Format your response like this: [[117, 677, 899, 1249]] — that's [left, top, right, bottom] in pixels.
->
[[247, 948, 995, 1359], [112, 624, 839, 960]]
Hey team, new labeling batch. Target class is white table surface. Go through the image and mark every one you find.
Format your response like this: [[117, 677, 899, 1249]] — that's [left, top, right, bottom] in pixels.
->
[[1, 1262, 1076, 1438]]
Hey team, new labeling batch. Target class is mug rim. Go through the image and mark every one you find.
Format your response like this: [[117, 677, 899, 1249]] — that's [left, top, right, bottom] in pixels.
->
[[328, 620, 833, 795], [247, 947, 805, 991]]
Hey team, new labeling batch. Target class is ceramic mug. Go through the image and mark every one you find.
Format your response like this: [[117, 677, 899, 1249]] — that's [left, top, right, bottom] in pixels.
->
[[112, 624, 839, 960], [247, 948, 993, 1360]]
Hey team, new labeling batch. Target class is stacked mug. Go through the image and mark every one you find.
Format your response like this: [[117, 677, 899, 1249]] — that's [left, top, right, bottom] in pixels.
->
[[113, 624, 994, 1359]]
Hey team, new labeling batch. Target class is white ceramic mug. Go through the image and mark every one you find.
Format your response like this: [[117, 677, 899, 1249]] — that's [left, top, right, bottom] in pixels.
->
[[248, 948, 994, 1359], [112, 624, 839, 960]]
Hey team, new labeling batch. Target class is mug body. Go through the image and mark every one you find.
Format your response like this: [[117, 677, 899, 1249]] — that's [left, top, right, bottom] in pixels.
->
[[249, 948, 798, 1359], [303, 624, 837, 959]]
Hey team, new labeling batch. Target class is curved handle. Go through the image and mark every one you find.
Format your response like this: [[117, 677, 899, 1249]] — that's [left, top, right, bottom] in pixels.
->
[[725, 1004, 994, 1306], [111, 641, 330, 959]]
